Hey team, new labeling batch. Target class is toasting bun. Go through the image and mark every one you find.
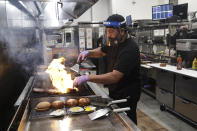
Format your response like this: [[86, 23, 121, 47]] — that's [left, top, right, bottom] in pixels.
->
[[51, 100, 64, 109], [47, 89, 59, 94], [35, 101, 51, 111], [33, 88, 45, 93], [66, 99, 78, 107], [78, 97, 90, 107]]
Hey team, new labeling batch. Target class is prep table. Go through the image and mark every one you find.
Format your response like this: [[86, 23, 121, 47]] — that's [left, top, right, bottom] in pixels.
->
[[147, 63, 197, 79], [146, 63, 197, 127]]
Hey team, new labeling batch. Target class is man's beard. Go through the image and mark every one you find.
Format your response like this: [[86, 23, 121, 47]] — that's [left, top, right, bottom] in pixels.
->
[[108, 37, 119, 47]]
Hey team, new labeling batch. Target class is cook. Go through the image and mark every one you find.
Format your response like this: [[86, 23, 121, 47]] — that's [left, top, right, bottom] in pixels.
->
[[73, 14, 141, 124]]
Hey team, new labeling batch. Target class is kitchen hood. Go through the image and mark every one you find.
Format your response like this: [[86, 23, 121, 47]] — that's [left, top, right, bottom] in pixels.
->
[[7, 0, 98, 28]]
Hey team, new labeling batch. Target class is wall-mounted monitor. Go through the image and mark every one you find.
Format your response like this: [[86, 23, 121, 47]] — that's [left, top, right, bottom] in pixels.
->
[[126, 15, 132, 26], [152, 4, 173, 20], [173, 3, 188, 20]]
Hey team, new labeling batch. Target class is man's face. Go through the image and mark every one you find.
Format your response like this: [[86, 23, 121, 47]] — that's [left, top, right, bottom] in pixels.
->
[[106, 27, 121, 46], [106, 28, 119, 39]]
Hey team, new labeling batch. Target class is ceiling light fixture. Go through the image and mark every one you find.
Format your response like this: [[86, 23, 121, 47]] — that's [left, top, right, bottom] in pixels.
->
[[132, 0, 136, 5]]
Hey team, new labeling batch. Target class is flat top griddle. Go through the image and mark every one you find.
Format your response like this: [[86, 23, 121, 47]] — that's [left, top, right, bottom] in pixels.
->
[[29, 113, 115, 131], [30, 81, 94, 98], [17, 96, 131, 131]]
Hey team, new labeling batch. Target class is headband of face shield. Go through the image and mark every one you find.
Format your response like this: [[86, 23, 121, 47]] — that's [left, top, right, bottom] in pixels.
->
[[103, 20, 126, 29]]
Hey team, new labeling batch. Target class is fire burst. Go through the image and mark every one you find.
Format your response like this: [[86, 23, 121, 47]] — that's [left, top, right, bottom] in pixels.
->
[[45, 57, 74, 93]]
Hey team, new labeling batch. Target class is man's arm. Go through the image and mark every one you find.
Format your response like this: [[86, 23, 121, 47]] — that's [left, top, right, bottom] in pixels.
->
[[88, 70, 124, 84], [89, 47, 106, 58]]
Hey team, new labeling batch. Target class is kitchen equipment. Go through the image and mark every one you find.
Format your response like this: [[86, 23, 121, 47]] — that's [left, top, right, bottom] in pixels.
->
[[70, 63, 80, 74], [176, 39, 197, 51], [88, 107, 130, 120], [31, 81, 94, 98], [91, 99, 127, 107], [89, 99, 129, 120], [176, 39, 197, 68], [9, 85, 139, 131]]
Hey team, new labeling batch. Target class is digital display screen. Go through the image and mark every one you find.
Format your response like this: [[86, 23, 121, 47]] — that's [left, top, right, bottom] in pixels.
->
[[126, 15, 132, 26], [152, 4, 173, 20], [173, 3, 188, 20]]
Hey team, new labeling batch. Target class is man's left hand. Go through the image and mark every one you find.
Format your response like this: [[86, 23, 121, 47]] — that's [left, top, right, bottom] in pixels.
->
[[73, 75, 89, 87]]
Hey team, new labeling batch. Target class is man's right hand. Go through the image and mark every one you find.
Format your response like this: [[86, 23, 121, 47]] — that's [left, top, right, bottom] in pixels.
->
[[77, 50, 90, 63], [73, 75, 89, 87]]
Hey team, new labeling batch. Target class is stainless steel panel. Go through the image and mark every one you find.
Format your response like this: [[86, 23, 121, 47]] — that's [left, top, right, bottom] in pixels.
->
[[22, 20, 36, 28], [156, 69, 174, 92], [7, 0, 36, 21], [156, 88, 173, 108], [39, 0, 98, 28], [0, 1, 7, 28], [176, 39, 197, 51], [6, 1, 22, 20], [22, 1, 39, 17], [40, 1, 97, 20], [5, 0, 98, 28], [6, 1, 36, 28], [7, 20, 23, 28], [60, 2, 78, 19], [28, 115, 115, 131], [63, 27, 76, 47], [41, 20, 63, 28], [17, 97, 137, 131], [175, 96, 197, 122], [176, 74, 197, 104]]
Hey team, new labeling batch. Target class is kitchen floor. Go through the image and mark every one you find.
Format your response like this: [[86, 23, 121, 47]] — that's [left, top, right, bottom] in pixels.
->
[[138, 92, 197, 131]]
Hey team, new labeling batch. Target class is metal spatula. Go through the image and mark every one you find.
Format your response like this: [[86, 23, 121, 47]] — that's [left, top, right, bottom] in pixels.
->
[[70, 63, 80, 73], [91, 99, 127, 107], [88, 107, 130, 120]]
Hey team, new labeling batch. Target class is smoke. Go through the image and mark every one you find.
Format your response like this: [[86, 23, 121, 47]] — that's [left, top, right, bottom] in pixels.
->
[[0, 28, 44, 76]]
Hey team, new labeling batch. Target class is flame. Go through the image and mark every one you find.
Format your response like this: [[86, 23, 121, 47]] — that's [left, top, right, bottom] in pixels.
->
[[45, 57, 73, 93]]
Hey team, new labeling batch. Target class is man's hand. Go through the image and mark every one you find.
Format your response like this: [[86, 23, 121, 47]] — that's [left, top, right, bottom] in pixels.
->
[[140, 53, 147, 59], [77, 51, 90, 63], [73, 75, 89, 87]]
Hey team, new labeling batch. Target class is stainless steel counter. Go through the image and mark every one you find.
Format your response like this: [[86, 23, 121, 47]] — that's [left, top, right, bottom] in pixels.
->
[[19, 100, 135, 131], [147, 63, 197, 79], [10, 76, 140, 131]]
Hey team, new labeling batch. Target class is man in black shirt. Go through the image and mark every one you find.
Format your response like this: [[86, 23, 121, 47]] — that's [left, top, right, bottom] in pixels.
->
[[73, 14, 141, 124]]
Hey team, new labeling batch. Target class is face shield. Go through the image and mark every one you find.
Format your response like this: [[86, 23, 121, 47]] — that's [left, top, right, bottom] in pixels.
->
[[103, 21, 126, 47]]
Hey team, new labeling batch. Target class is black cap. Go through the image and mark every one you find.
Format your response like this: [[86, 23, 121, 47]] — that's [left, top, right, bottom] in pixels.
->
[[107, 14, 125, 22], [106, 14, 126, 28]]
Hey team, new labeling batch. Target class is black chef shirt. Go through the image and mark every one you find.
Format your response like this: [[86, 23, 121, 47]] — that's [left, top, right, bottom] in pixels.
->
[[101, 38, 141, 101]]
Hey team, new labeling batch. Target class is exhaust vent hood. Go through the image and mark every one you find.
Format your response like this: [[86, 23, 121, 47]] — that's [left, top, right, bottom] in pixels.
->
[[8, 0, 98, 28]]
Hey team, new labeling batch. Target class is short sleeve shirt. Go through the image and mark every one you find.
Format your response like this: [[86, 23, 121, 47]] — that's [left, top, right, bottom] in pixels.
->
[[101, 38, 141, 100]]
